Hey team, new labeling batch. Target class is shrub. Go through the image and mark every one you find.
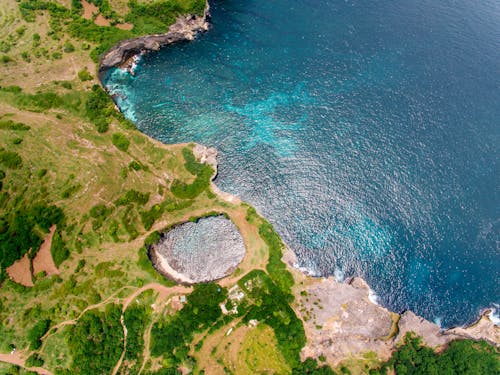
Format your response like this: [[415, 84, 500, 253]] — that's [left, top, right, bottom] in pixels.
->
[[64, 41, 75, 53], [0, 120, 30, 131], [112, 132, 130, 152], [51, 230, 70, 267], [16, 26, 27, 37], [27, 319, 51, 350], [144, 231, 160, 247], [21, 52, 31, 63], [60, 81, 72, 89], [78, 68, 93, 81], [0, 86, 22, 93], [1, 55, 13, 64], [140, 204, 164, 230], [0, 150, 22, 169], [26, 353, 44, 367], [114, 189, 149, 206]]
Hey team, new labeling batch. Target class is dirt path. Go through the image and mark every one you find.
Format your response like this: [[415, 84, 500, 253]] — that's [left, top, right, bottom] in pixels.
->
[[111, 314, 128, 375], [111, 283, 192, 375], [40, 285, 136, 345], [0, 352, 53, 375], [33, 225, 59, 276]]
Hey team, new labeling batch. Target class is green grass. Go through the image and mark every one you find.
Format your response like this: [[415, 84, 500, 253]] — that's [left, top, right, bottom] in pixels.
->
[[237, 324, 291, 374]]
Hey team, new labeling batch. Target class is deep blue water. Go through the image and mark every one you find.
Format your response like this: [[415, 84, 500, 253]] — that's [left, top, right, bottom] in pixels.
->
[[104, 0, 500, 327]]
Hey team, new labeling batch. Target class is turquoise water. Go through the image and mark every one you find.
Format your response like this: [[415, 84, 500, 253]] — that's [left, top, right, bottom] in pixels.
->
[[104, 0, 500, 327]]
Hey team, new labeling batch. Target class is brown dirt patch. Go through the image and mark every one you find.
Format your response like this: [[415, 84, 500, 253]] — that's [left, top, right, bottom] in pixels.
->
[[81, 0, 99, 20], [116, 23, 134, 30], [6, 254, 33, 287], [94, 14, 111, 27], [33, 225, 59, 276]]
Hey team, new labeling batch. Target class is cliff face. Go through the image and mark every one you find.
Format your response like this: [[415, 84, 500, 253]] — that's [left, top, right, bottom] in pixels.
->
[[99, 4, 210, 72]]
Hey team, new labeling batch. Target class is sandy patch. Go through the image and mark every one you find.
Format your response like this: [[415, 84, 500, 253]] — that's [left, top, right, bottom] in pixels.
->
[[150, 250, 194, 284], [81, 0, 99, 20], [32, 225, 59, 276], [6, 254, 33, 287], [116, 23, 134, 31]]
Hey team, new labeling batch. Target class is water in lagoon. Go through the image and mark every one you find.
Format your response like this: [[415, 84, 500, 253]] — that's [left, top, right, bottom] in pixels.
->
[[155, 216, 245, 282], [104, 0, 500, 327]]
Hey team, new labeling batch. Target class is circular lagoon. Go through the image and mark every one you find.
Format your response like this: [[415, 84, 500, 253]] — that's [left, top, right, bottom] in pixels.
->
[[150, 215, 245, 283]]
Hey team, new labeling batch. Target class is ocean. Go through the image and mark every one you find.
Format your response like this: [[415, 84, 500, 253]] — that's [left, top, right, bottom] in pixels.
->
[[104, 0, 500, 327]]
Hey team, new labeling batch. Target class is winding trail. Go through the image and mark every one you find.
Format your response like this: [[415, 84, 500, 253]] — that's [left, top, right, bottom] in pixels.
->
[[111, 283, 192, 375], [0, 352, 53, 375], [1, 283, 192, 375]]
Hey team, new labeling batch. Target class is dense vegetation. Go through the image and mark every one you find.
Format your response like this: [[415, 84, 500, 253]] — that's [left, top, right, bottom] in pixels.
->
[[50, 229, 70, 268], [238, 270, 306, 369], [122, 304, 151, 372], [259, 220, 295, 298], [27, 319, 51, 350], [151, 283, 227, 367], [371, 334, 500, 375], [67, 304, 123, 374], [171, 148, 214, 199]]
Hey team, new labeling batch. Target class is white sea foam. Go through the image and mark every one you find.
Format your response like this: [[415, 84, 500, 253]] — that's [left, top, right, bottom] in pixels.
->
[[368, 288, 380, 305], [488, 304, 500, 326], [433, 316, 443, 328], [334, 267, 345, 282]]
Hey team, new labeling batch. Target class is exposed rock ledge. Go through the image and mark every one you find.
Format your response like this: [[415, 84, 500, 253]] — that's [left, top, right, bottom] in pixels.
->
[[98, 2, 210, 73], [283, 248, 499, 366]]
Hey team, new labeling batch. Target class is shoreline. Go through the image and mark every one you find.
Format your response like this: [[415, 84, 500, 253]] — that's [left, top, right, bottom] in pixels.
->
[[97, 1, 498, 348], [98, 1, 211, 75]]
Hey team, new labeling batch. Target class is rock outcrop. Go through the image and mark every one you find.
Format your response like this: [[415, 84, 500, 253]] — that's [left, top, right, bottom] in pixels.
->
[[99, 3, 210, 73], [296, 271, 499, 367]]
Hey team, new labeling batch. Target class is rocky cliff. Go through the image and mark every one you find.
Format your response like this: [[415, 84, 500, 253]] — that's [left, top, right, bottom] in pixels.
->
[[99, 3, 210, 73]]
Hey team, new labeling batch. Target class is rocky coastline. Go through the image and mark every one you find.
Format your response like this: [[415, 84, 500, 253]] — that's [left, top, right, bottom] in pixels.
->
[[97, 0, 499, 364], [149, 144, 499, 361], [98, 2, 210, 74], [282, 247, 499, 365]]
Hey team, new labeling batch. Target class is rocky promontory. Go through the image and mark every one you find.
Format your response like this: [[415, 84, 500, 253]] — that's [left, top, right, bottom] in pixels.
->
[[99, 3, 210, 73], [283, 248, 499, 367]]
